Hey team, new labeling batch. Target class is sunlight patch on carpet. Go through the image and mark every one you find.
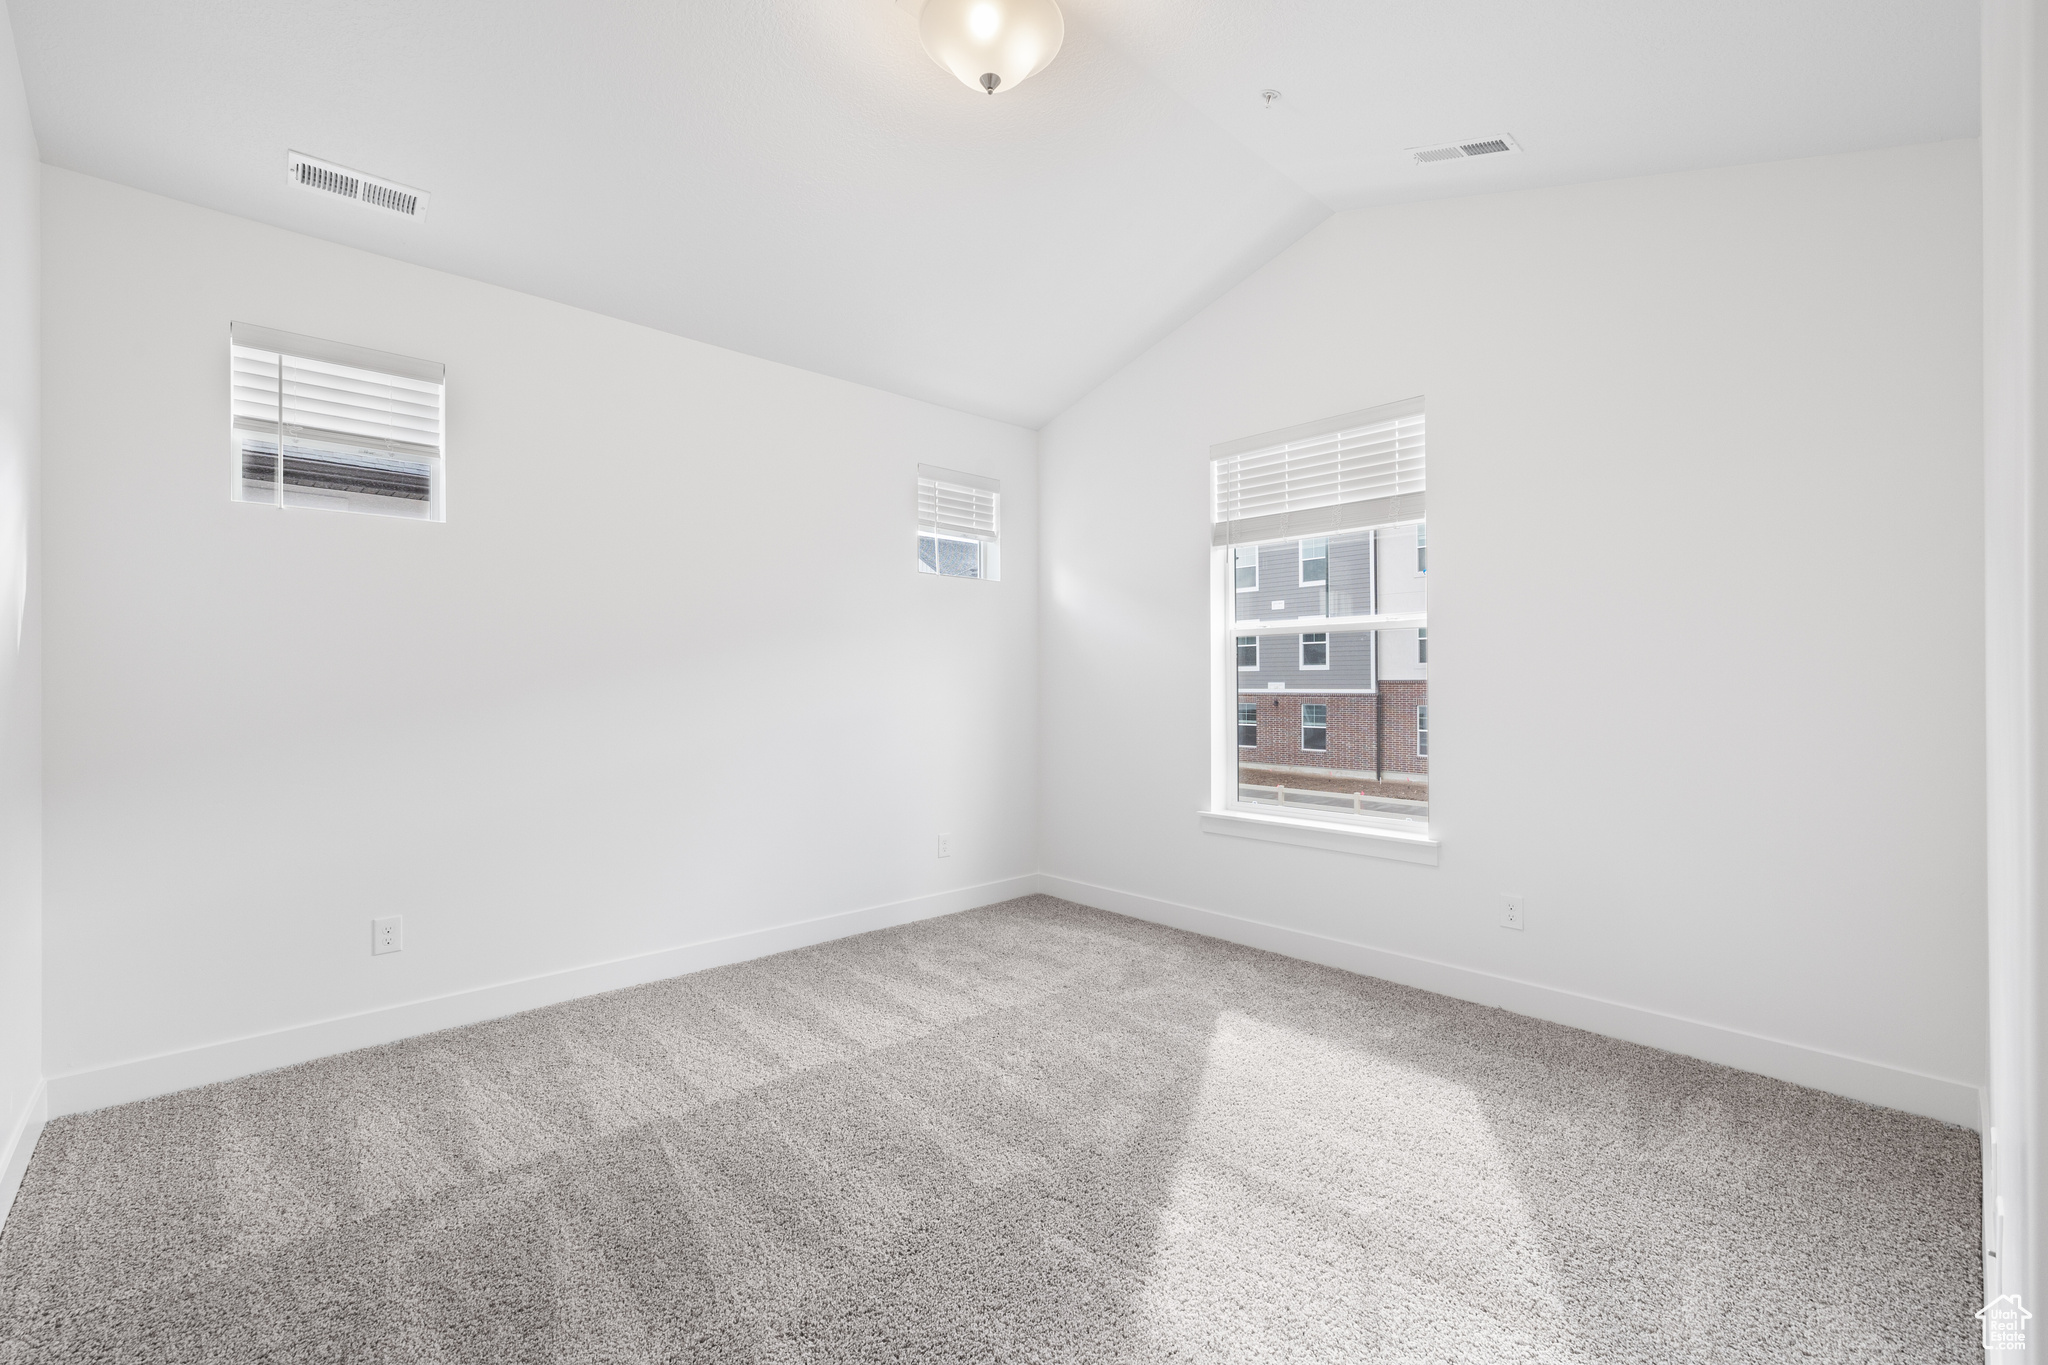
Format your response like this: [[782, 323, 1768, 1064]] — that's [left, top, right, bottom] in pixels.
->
[[1139, 1008, 1578, 1360]]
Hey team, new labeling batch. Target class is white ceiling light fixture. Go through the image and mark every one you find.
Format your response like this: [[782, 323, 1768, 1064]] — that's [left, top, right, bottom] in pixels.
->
[[913, 0, 1064, 95]]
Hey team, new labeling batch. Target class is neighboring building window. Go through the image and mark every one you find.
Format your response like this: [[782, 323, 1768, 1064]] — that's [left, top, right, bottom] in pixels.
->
[[917, 465, 1001, 580], [1418, 627, 1428, 664], [1299, 537, 1328, 586], [1213, 399, 1426, 832], [230, 322, 446, 521], [1416, 522, 1428, 573], [1417, 705, 1430, 757]]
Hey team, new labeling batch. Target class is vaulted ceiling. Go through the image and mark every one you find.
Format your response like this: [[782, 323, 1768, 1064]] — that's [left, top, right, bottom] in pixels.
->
[[7, 1, 1977, 427]]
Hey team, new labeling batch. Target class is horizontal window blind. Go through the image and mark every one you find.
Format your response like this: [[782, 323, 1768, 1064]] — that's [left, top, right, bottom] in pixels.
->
[[1211, 400, 1423, 546], [229, 323, 445, 519], [230, 350, 442, 456], [917, 464, 999, 542]]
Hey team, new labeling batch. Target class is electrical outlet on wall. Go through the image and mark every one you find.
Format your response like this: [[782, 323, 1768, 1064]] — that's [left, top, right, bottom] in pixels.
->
[[372, 915, 403, 955], [937, 833, 952, 859], [1501, 895, 1525, 931]]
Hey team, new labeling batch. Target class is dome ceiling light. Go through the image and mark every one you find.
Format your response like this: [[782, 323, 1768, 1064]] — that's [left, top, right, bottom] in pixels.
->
[[914, 0, 1065, 95]]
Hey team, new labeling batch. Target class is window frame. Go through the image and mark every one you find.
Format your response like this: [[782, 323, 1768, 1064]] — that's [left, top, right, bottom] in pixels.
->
[[1417, 626, 1428, 665], [1417, 705, 1430, 758], [229, 323, 446, 523], [1237, 702, 1258, 748], [1301, 702, 1328, 752], [917, 530, 987, 579], [1416, 522, 1428, 574], [1206, 398, 1436, 858], [916, 465, 1001, 581], [1236, 635, 1259, 670], [1234, 545, 1258, 592], [1299, 631, 1329, 670]]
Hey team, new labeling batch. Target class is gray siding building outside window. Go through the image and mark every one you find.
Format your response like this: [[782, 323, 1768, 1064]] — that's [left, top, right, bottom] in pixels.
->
[[1234, 530, 1377, 693]]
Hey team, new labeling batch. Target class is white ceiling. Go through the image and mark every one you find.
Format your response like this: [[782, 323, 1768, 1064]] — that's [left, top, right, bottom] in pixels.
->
[[7, 1, 1976, 427]]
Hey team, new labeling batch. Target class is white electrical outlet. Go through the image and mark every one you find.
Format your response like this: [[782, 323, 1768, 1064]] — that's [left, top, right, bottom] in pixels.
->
[[372, 915, 403, 955], [1501, 895, 1525, 931], [937, 833, 952, 859]]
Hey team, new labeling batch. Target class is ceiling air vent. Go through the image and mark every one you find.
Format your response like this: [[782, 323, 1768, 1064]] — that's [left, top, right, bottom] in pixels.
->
[[286, 151, 430, 220], [1407, 134, 1522, 166]]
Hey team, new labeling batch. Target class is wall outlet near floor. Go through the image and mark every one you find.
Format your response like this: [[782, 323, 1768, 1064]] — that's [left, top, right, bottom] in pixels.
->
[[1501, 895, 1525, 931], [372, 915, 403, 955], [937, 833, 952, 859]]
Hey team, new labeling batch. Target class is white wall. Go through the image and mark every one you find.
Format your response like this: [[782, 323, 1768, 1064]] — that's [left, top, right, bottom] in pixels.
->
[[0, 4, 42, 1202], [1040, 141, 1987, 1122], [1980, 0, 2042, 1337], [40, 168, 1037, 1086]]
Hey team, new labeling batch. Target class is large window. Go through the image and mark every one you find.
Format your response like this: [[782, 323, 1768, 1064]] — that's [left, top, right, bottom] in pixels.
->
[[917, 466, 1000, 580], [230, 322, 445, 520], [1212, 399, 1427, 832]]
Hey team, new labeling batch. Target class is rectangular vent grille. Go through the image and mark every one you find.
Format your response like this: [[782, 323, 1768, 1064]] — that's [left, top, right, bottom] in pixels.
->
[[296, 161, 359, 198], [361, 181, 419, 216], [287, 151, 430, 220], [1408, 134, 1522, 166]]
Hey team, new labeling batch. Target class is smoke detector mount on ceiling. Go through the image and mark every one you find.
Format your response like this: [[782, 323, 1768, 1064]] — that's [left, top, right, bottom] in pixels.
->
[[1406, 134, 1523, 166], [286, 151, 430, 220]]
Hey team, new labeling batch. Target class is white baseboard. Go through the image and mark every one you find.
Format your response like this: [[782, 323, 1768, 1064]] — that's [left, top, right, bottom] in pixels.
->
[[45, 874, 1042, 1119], [36, 870, 1984, 1134], [0, 1078, 48, 1235], [1041, 873, 1984, 1130]]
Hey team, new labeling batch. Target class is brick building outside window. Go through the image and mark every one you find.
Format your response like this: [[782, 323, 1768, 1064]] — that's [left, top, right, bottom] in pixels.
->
[[1231, 524, 1428, 820]]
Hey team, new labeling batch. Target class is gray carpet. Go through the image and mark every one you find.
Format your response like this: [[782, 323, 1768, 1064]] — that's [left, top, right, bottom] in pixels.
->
[[0, 895, 1981, 1363]]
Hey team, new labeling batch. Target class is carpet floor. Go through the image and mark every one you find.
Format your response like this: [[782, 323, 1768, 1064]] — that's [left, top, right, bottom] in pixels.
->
[[0, 895, 1982, 1363]]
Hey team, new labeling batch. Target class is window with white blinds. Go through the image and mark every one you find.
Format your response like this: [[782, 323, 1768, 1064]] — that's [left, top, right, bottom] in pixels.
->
[[229, 322, 446, 520], [1211, 396, 1431, 843], [1210, 397, 1423, 546], [916, 464, 1000, 580]]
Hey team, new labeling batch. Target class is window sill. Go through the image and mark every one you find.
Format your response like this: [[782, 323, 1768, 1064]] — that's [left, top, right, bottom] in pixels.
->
[[1197, 809, 1440, 865]]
